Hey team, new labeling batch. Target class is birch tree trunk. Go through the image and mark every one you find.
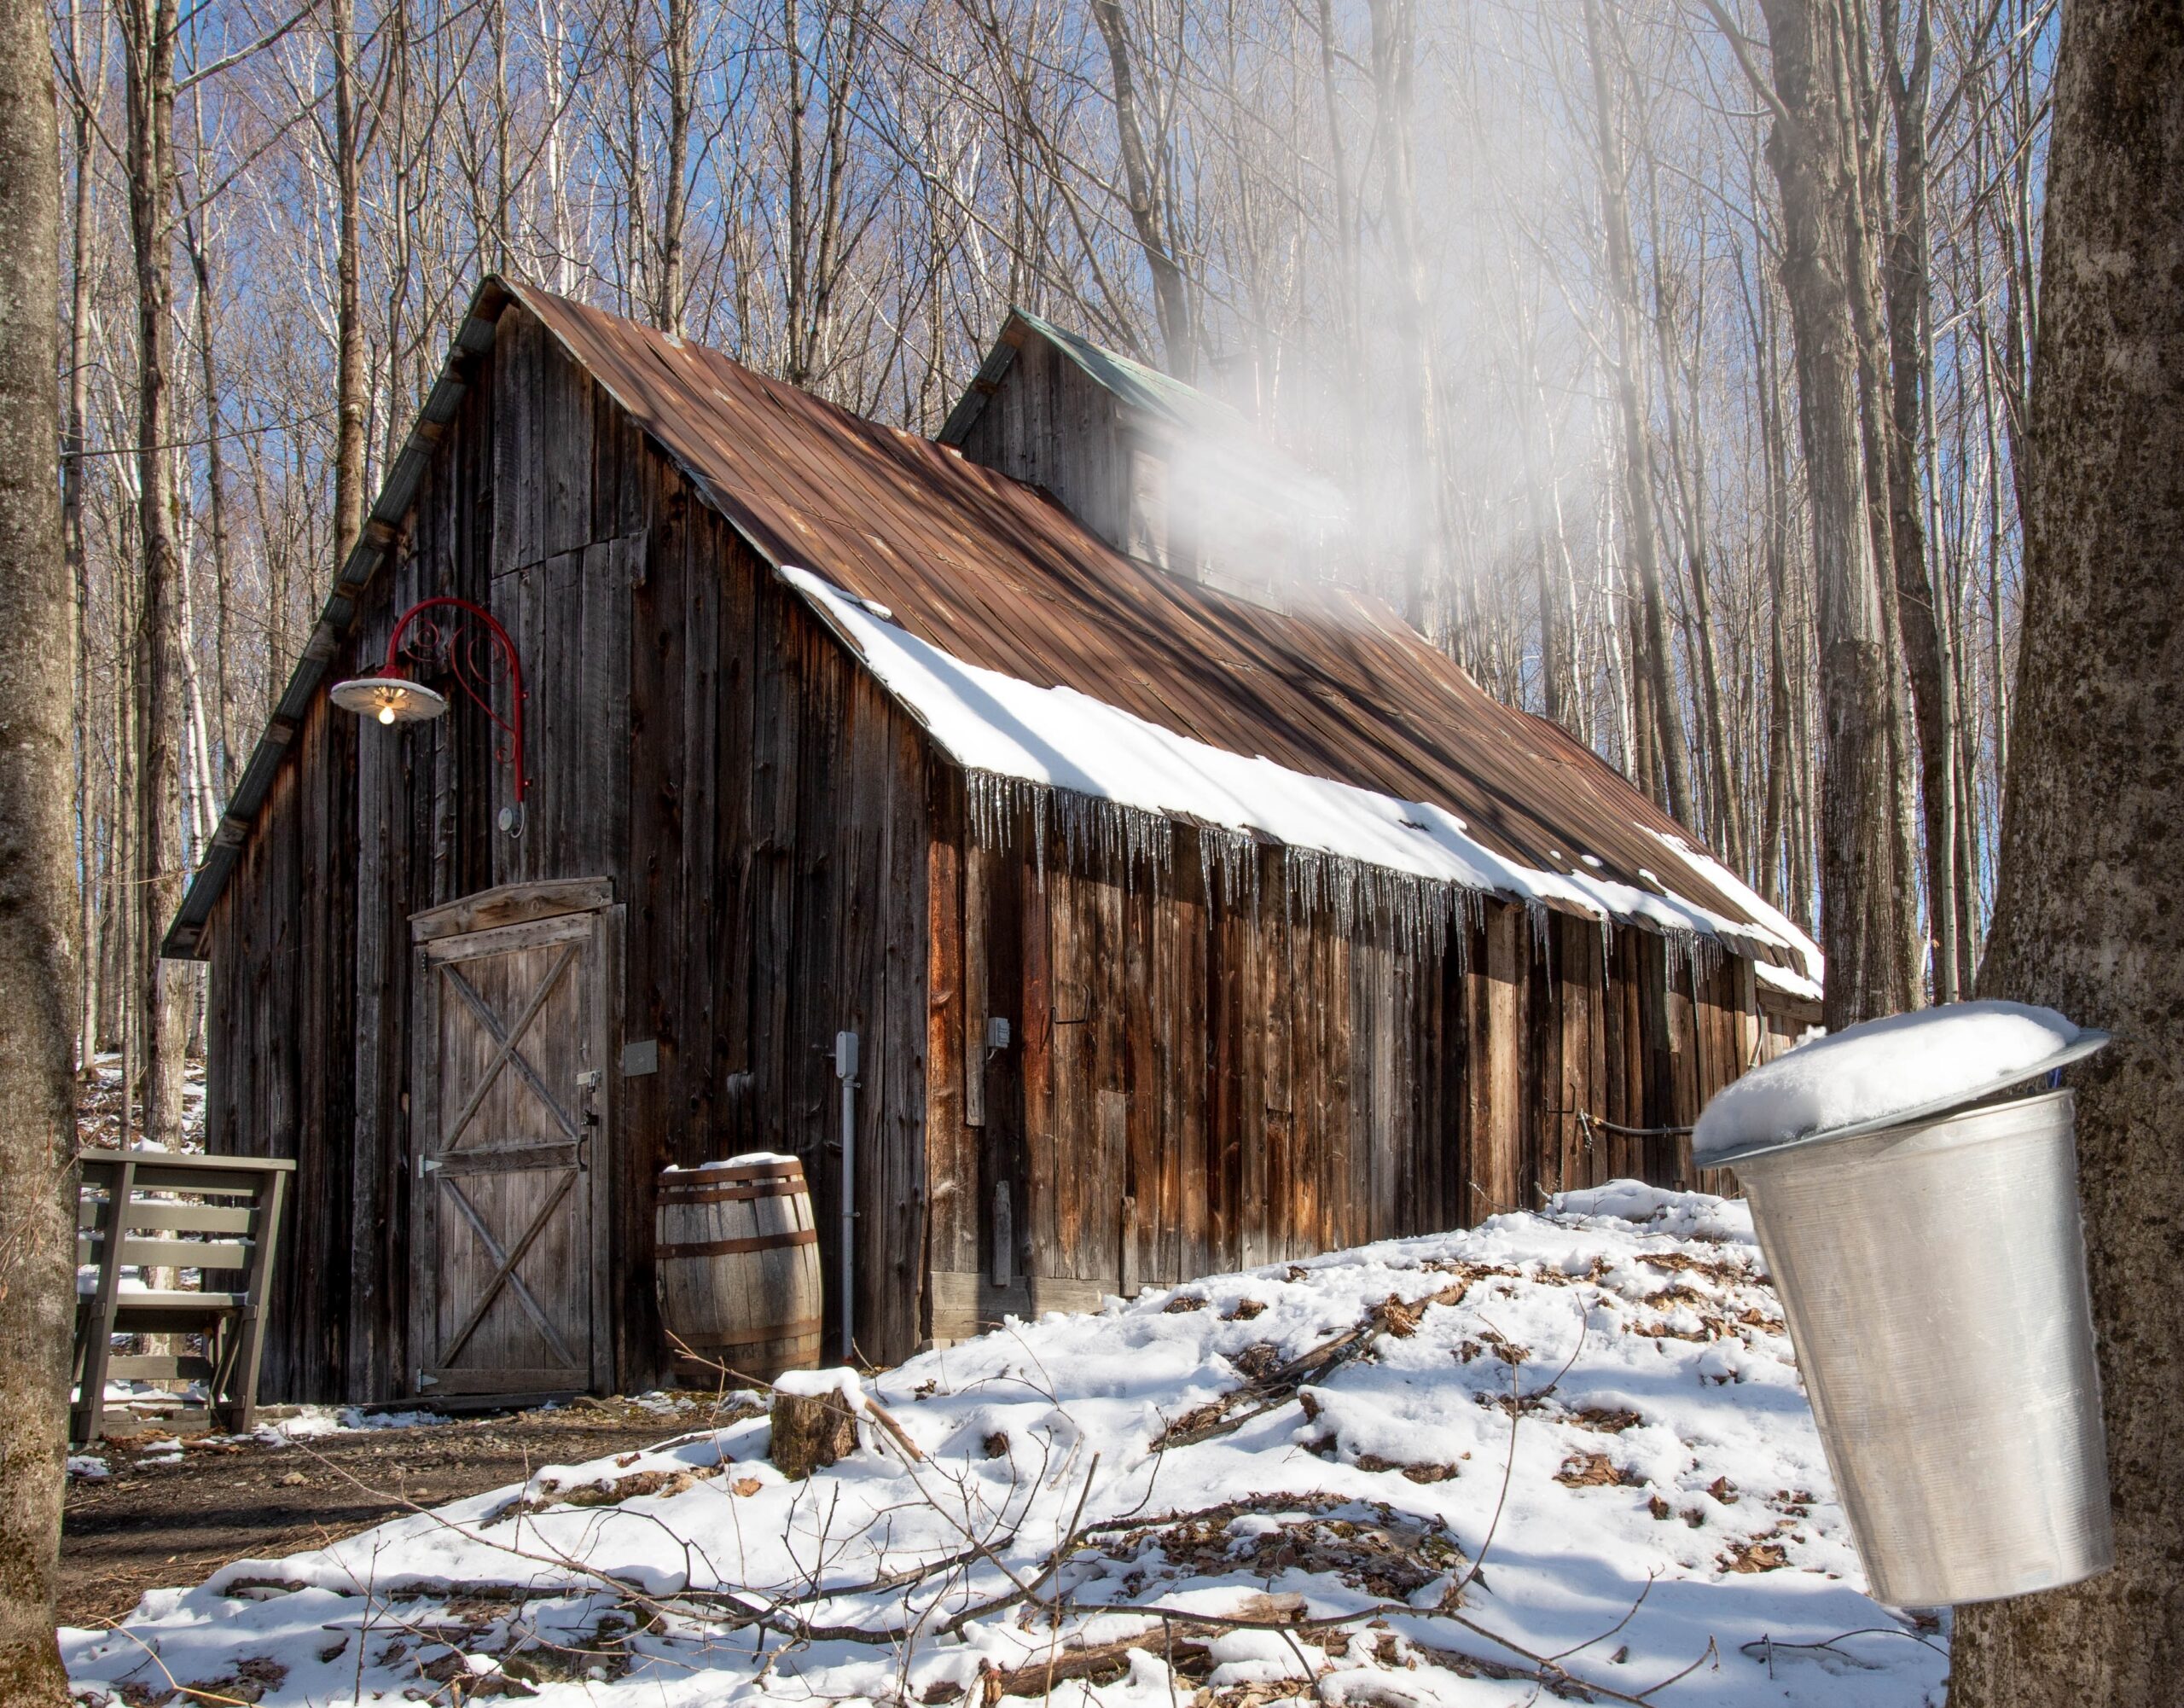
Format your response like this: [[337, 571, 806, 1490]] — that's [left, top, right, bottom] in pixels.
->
[[331, 0, 367, 569], [185, 208, 235, 797], [1746, 240, 1798, 907], [1517, 357, 1574, 729], [1951, 0, 2184, 1696], [0, 0, 80, 1685]]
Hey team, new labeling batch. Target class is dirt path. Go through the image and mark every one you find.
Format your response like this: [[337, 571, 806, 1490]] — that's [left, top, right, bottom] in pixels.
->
[[61, 1398, 723, 1629]]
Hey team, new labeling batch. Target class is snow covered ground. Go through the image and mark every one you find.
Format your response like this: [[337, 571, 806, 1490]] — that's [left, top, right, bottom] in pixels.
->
[[64, 1186, 1947, 1706]]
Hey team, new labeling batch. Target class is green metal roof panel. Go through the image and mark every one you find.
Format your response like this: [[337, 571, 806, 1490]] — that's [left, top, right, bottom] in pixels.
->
[[1007, 309, 1249, 438]]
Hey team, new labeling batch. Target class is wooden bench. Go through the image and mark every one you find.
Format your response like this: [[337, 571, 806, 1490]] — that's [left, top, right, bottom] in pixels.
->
[[73, 1151, 294, 1444]]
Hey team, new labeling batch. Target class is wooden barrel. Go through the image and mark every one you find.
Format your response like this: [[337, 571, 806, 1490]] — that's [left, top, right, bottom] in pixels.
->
[[655, 1155, 822, 1382]]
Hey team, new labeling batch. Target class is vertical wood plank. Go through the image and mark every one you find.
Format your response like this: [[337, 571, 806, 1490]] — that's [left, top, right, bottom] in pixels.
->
[[1089, 858, 1126, 1287], [1168, 834, 1208, 1283], [1123, 855, 1159, 1289], [963, 845, 989, 1130], [926, 770, 971, 1281], [876, 707, 929, 1360], [1046, 863, 1086, 1277], [1235, 869, 1269, 1272], [1020, 848, 1055, 1287], [1261, 872, 1294, 1259], [1288, 898, 1325, 1254], [1482, 904, 1524, 1217], [984, 839, 1026, 1290]]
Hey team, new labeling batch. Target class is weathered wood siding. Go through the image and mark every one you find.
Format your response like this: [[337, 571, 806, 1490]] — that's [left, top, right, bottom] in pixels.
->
[[202, 687, 359, 1401], [952, 334, 1140, 560], [925, 789, 1762, 1337], [203, 302, 932, 1398], [622, 488, 932, 1375]]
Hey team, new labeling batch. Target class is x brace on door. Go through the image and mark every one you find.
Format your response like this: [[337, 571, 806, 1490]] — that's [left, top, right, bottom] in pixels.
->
[[433, 1171, 579, 1368], [438, 944, 582, 1147]]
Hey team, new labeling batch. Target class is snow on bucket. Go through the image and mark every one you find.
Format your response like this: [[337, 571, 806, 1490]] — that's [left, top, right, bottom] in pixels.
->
[[1695, 1002, 2113, 1606]]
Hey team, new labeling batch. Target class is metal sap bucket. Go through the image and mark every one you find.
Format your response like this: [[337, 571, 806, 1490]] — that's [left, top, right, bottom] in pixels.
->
[[1720, 1065, 2111, 1607]]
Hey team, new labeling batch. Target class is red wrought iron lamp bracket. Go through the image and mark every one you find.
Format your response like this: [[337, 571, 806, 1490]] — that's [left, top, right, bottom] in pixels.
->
[[329, 595, 530, 836]]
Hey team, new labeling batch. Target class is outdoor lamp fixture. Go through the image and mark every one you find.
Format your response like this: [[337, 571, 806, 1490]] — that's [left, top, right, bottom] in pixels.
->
[[328, 595, 530, 835]]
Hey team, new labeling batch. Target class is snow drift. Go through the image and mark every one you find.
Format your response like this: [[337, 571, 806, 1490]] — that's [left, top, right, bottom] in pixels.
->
[[65, 1188, 1946, 1707]]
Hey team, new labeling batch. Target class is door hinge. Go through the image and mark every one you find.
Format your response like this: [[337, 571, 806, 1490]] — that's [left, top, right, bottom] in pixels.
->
[[415, 1369, 440, 1390], [416, 1154, 441, 1178]]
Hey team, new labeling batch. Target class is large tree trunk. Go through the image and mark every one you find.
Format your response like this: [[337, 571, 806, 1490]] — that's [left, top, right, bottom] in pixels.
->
[[1949, 0, 2184, 1698], [124, 0, 189, 1147], [1879, 0, 1964, 1000], [63, 14, 96, 1071], [0, 0, 81, 1689], [1749, 0, 1920, 1029]]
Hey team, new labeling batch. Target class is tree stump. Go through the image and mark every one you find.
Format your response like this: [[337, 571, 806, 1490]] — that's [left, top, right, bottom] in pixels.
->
[[770, 1380, 860, 1479]]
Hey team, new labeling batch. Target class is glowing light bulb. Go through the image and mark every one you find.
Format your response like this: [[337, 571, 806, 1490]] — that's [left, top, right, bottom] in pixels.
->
[[378, 703, 397, 725]]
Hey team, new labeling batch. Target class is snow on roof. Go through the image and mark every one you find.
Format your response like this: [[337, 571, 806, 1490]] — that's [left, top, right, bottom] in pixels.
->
[[1693, 1000, 2082, 1160], [1752, 956, 1825, 1003], [1645, 833, 1824, 1003], [787, 565, 1825, 973]]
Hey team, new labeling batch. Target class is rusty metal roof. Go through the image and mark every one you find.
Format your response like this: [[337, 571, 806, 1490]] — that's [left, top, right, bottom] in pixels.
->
[[514, 284, 1805, 965], [167, 277, 1808, 974]]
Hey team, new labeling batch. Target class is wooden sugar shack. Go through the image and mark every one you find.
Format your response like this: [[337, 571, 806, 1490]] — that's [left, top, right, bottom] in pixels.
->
[[165, 278, 1823, 1403]]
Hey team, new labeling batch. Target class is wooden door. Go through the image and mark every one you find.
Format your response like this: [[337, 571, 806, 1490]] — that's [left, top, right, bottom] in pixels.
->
[[410, 906, 610, 1396]]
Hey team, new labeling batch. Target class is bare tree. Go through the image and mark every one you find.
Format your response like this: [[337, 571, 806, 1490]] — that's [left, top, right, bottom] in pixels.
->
[[331, 0, 368, 569], [1581, 0, 1692, 824], [1366, 0, 1447, 638], [1952, 0, 2184, 1696], [119, 0, 191, 1144], [1718, 0, 1922, 1025], [0, 0, 81, 1688], [655, 0, 695, 333], [60, 0, 102, 1059], [1088, 0, 1194, 376], [1876, 0, 1966, 999]]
